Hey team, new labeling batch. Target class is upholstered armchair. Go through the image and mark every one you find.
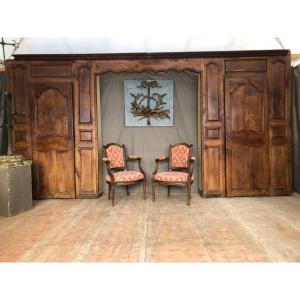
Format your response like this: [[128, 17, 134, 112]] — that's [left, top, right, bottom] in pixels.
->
[[103, 143, 146, 206], [152, 143, 195, 206]]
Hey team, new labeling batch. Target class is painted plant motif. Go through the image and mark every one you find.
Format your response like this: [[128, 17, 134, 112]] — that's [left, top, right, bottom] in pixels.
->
[[124, 80, 173, 127]]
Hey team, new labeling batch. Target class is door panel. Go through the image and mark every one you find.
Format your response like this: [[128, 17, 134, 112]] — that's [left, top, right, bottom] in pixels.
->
[[225, 76, 269, 196], [31, 82, 75, 199]]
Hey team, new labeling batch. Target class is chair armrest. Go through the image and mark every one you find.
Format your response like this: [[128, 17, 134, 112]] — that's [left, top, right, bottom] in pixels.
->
[[153, 156, 169, 176], [155, 156, 168, 162], [102, 157, 115, 182], [128, 155, 141, 160], [187, 157, 196, 181], [128, 155, 145, 175]]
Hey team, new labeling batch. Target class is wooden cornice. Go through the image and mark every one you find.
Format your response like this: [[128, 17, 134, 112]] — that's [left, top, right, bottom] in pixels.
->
[[12, 49, 290, 61]]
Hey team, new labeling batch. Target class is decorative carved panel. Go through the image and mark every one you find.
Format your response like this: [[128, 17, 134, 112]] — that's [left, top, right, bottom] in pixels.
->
[[73, 61, 99, 198], [270, 59, 286, 120], [79, 66, 92, 124], [206, 63, 219, 121], [201, 59, 225, 197], [31, 81, 75, 199], [6, 61, 32, 160], [225, 75, 269, 196], [31, 65, 72, 77], [268, 56, 291, 195], [225, 59, 267, 72]]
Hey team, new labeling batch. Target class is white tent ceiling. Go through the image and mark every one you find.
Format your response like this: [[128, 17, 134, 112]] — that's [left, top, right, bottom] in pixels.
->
[[1, 37, 300, 64]]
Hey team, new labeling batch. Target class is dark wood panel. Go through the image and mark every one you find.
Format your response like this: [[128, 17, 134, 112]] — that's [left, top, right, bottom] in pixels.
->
[[6, 61, 32, 160], [13, 65, 28, 122], [225, 59, 267, 72], [271, 145, 287, 190], [206, 128, 219, 139], [204, 146, 221, 194], [225, 75, 269, 196], [31, 65, 72, 77], [33, 150, 52, 198], [78, 66, 92, 123], [202, 59, 225, 197], [269, 59, 286, 119], [268, 56, 292, 195], [31, 81, 75, 199], [77, 148, 94, 193], [80, 130, 93, 142], [206, 63, 219, 121], [73, 61, 99, 198]]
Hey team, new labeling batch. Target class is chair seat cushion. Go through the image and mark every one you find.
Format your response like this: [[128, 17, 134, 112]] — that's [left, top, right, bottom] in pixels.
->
[[106, 171, 144, 183], [154, 171, 193, 183]]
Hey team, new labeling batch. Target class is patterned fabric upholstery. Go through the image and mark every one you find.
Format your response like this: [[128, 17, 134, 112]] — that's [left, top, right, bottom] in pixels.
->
[[170, 145, 190, 168], [154, 171, 193, 183], [106, 171, 144, 183], [106, 145, 125, 168]]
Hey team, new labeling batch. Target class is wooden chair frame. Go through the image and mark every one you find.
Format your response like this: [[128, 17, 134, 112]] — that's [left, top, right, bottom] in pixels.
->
[[152, 143, 195, 205], [103, 143, 146, 206]]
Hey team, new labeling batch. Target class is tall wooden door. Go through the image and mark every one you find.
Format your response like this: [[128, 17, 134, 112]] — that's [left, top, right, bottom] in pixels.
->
[[31, 82, 75, 198], [225, 76, 269, 196]]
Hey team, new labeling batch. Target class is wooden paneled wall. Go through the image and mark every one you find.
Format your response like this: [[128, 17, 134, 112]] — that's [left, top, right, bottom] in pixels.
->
[[73, 61, 99, 198], [6, 61, 32, 159], [268, 57, 292, 195], [6, 51, 292, 199], [201, 59, 225, 197]]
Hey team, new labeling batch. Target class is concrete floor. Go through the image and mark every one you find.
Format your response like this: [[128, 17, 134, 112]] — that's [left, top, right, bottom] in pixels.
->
[[0, 193, 300, 262]]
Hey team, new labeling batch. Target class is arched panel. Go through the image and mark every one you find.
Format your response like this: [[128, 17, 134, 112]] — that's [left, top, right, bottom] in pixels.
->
[[36, 89, 68, 138], [270, 59, 286, 120], [225, 76, 268, 196], [206, 63, 219, 121], [13, 65, 27, 119], [79, 66, 92, 124], [31, 82, 75, 199]]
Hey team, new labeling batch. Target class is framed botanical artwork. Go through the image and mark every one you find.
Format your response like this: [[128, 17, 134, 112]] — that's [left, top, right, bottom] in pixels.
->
[[124, 79, 174, 126]]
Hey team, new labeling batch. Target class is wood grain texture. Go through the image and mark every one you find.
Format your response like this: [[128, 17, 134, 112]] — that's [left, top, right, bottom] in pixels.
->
[[5, 50, 292, 199], [225, 75, 269, 196], [268, 56, 292, 195], [73, 61, 99, 198], [1, 194, 300, 262], [6, 61, 32, 159], [201, 58, 225, 197], [31, 81, 75, 199]]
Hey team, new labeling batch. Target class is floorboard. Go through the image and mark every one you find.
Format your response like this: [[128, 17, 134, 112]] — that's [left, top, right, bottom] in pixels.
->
[[0, 193, 300, 262]]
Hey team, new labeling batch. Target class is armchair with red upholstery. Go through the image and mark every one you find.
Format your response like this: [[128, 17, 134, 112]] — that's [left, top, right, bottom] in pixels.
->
[[103, 143, 146, 206], [152, 143, 195, 206]]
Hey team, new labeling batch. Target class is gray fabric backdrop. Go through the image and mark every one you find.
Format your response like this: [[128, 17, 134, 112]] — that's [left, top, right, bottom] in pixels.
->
[[0, 72, 8, 155], [292, 65, 300, 193], [99, 71, 199, 194]]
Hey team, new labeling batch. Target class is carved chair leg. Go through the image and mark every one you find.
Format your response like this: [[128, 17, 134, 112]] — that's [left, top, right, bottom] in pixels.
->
[[152, 180, 156, 202], [143, 179, 146, 200], [111, 184, 116, 207], [186, 182, 191, 206], [126, 185, 129, 196], [167, 185, 171, 197], [108, 183, 111, 200]]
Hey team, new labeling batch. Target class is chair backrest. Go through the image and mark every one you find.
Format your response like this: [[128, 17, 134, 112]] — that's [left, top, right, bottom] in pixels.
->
[[103, 143, 126, 170], [169, 143, 193, 171]]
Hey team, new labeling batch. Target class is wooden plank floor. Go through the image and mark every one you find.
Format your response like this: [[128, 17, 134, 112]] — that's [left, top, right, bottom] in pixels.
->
[[1, 193, 300, 262]]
